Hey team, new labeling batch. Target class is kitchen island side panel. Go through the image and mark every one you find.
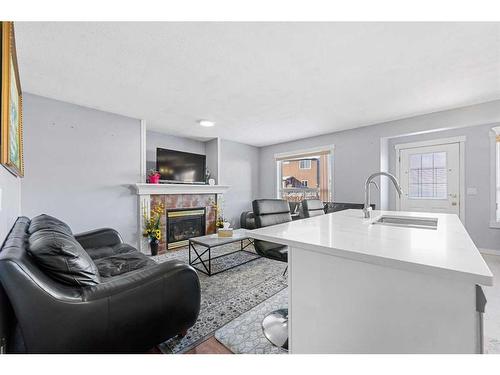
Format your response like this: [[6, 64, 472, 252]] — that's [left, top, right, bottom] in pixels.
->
[[289, 246, 479, 354]]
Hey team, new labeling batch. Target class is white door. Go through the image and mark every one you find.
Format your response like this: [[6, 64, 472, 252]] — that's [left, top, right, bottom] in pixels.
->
[[399, 143, 460, 216]]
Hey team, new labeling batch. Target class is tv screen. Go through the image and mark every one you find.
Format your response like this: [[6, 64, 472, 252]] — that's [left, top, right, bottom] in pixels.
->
[[156, 148, 206, 184]]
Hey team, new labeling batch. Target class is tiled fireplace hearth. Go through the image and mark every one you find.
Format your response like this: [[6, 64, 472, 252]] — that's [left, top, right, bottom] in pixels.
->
[[134, 183, 230, 254]]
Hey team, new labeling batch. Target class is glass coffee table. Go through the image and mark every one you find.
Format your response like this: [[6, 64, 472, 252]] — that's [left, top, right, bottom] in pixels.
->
[[188, 229, 259, 276]]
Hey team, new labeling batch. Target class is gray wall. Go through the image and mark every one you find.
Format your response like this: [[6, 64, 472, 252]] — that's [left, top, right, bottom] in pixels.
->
[[205, 138, 219, 184], [21, 94, 141, 246], [146, 130, 206, 172], [259, 100, 500, 250], [387, 123, 500, 250], [0, 167, 21, 242], [219, 139, 260, 228]]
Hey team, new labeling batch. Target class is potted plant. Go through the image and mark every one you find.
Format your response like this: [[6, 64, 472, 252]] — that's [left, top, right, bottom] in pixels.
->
[[143, 202, 164, 256], [147, 169, 161, 184]]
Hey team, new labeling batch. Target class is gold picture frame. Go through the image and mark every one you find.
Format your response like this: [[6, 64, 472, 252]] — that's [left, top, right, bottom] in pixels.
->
[[1, 21, 23, 177]]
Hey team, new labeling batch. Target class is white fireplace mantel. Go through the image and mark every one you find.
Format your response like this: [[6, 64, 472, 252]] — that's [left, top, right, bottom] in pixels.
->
[[134, 183, 231, 196]]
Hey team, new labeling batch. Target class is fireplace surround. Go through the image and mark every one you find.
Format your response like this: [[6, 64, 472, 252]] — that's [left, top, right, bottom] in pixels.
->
[[134, 183, 231, 254], [166, 208, 206, 249]]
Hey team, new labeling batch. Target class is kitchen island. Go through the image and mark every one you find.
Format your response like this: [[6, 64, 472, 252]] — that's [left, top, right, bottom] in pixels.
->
[[248, 209, 493, 353]]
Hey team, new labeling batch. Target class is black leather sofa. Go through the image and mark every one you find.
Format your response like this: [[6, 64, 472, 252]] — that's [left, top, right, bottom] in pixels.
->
[[0, 214, 201, 353]]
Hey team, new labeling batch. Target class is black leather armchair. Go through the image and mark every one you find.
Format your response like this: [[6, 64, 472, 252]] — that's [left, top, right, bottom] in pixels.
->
[[302, 199, 326, 218], [252, 199, 292, 263], [240, 211, 256, 230], [0, 216, 201, 353]]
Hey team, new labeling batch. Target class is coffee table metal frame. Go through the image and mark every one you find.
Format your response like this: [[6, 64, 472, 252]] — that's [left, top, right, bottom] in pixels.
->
[[188, 231, 258, 276]]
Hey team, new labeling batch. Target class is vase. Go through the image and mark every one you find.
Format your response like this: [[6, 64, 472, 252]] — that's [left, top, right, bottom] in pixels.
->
[[150, 240, 159, 256], [148, 174, 160, 184]]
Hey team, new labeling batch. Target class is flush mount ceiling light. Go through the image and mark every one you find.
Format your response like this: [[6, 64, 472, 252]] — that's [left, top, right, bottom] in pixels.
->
[[198, 120, 215, 127]]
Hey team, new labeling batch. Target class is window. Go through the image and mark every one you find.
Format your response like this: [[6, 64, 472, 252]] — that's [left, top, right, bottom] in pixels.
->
[[275, 148, 333, 203], [299, 160, 311, 169], [408, 152, 447, 199]]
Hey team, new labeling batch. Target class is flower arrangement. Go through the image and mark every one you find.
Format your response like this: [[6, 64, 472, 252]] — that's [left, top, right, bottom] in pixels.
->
[[143, 202, 164, 244], [209, 198, 225, 229], [147, 169, 161, 184]]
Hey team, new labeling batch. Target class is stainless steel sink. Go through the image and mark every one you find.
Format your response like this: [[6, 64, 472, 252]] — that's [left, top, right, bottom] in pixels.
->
[[373, 215, 438, 230]]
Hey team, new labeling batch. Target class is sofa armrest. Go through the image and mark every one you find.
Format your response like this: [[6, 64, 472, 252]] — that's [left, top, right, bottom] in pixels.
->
[[81, 259, 201, 349], [74, 228, 123, 249], [82, 259, 200, 301]]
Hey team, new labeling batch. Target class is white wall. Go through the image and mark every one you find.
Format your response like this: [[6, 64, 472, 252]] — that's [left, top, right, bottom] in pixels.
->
[[21, 94, 142, 246], [259, 100, 500, 250], [0, 168, 21, 242], [219, 139, 260, 228], [146, 130, 205, 171]]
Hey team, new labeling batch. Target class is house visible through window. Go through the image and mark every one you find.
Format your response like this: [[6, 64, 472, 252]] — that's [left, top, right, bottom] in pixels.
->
[[276, 148, 333, 203], [299, 159, 311, 169]]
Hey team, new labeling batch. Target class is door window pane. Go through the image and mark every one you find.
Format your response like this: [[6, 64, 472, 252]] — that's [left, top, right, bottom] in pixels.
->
[[409, 154, 421, 169], [407, 152, 447, 199]]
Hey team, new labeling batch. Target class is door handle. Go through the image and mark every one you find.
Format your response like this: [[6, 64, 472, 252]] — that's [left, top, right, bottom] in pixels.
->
[[449, 193, 458, 199]]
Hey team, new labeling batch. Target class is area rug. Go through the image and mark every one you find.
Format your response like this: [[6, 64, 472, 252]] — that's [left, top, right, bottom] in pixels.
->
[[152, 240, 287, 354], [215, 288, 288, 354]]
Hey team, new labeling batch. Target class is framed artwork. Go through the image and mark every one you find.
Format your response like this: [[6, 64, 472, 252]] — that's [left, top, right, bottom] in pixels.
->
[[1, 21, 23, 177]]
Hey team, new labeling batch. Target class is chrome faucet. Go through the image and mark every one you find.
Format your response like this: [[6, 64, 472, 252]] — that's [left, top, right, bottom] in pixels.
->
[[363, 172, 403, 218]]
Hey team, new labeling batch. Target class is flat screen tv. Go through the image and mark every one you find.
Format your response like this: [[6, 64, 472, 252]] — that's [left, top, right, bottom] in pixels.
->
[[156, 148, 206, 184]]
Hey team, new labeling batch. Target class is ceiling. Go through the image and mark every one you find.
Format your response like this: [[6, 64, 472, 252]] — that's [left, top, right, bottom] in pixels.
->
[[15, 22, 500, 147]]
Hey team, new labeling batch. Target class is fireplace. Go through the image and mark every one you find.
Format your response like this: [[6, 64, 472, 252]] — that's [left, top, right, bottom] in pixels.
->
[[166, 208, 206, 249]]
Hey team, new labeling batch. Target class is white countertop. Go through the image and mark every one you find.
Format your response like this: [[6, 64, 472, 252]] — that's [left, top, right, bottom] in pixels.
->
[[248, 209, 493, 286]]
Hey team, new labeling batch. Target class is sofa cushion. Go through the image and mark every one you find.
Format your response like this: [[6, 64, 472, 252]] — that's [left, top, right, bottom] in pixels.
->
[[28, 229, 100, 286], [29, 214, 73, 236], [94, 251, 156, 278], [85, 243, 137, 260]]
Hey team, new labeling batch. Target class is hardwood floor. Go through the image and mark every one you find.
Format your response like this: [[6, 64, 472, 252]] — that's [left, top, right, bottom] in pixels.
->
[[147, 336, 232, 354], [186, 336, 233, 354]]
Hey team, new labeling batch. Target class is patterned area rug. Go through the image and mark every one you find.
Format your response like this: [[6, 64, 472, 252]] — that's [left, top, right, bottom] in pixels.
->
[[215, 288, 288, 354], [152, 240, 287, 354]]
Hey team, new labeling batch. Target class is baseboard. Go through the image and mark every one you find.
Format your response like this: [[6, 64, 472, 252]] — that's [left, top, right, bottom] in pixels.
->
[[479, 248, 500, 256]]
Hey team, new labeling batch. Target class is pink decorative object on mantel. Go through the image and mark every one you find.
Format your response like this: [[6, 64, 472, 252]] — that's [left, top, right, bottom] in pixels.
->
[[149, 174, 160, 184], [147, 170, 161, 184]]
